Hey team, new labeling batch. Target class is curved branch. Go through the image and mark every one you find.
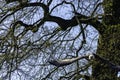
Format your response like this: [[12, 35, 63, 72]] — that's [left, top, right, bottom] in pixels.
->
[[49, 53, 120, 71], [46, 13, 104, 34], [12, 19, 45, 33], [1, 2, 49, 23], [4, 2, 104, 34], [48, 56, 88, 67]]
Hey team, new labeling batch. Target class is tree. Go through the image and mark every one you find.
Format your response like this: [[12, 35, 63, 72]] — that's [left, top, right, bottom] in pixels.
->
[[0, 0, 120, 80], [92, 0, 120, 80]]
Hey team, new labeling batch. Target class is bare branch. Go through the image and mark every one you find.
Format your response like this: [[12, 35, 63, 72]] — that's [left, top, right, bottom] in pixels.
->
[[48, 56, 88, 67], [49, 53, 120, 71]]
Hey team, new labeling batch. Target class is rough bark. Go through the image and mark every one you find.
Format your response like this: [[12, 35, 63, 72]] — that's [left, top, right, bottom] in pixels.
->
[[92, 0, 120, 80]]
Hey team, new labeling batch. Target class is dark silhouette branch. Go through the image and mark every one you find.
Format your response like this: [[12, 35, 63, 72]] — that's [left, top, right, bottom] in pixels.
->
[[12, 12, 104, 33], [0, 2, 49, 23], [12, 20, 45, 33], [3, 2, 105, 34], [5, 0, 21, 3], [46, 14, 104, 34]]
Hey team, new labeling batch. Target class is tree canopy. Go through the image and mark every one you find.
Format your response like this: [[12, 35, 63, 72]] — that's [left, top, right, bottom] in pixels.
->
[[0, 0, 120, 80]]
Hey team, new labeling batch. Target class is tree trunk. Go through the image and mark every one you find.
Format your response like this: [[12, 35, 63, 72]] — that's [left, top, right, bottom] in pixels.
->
[[92, 0, 120, 80]]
